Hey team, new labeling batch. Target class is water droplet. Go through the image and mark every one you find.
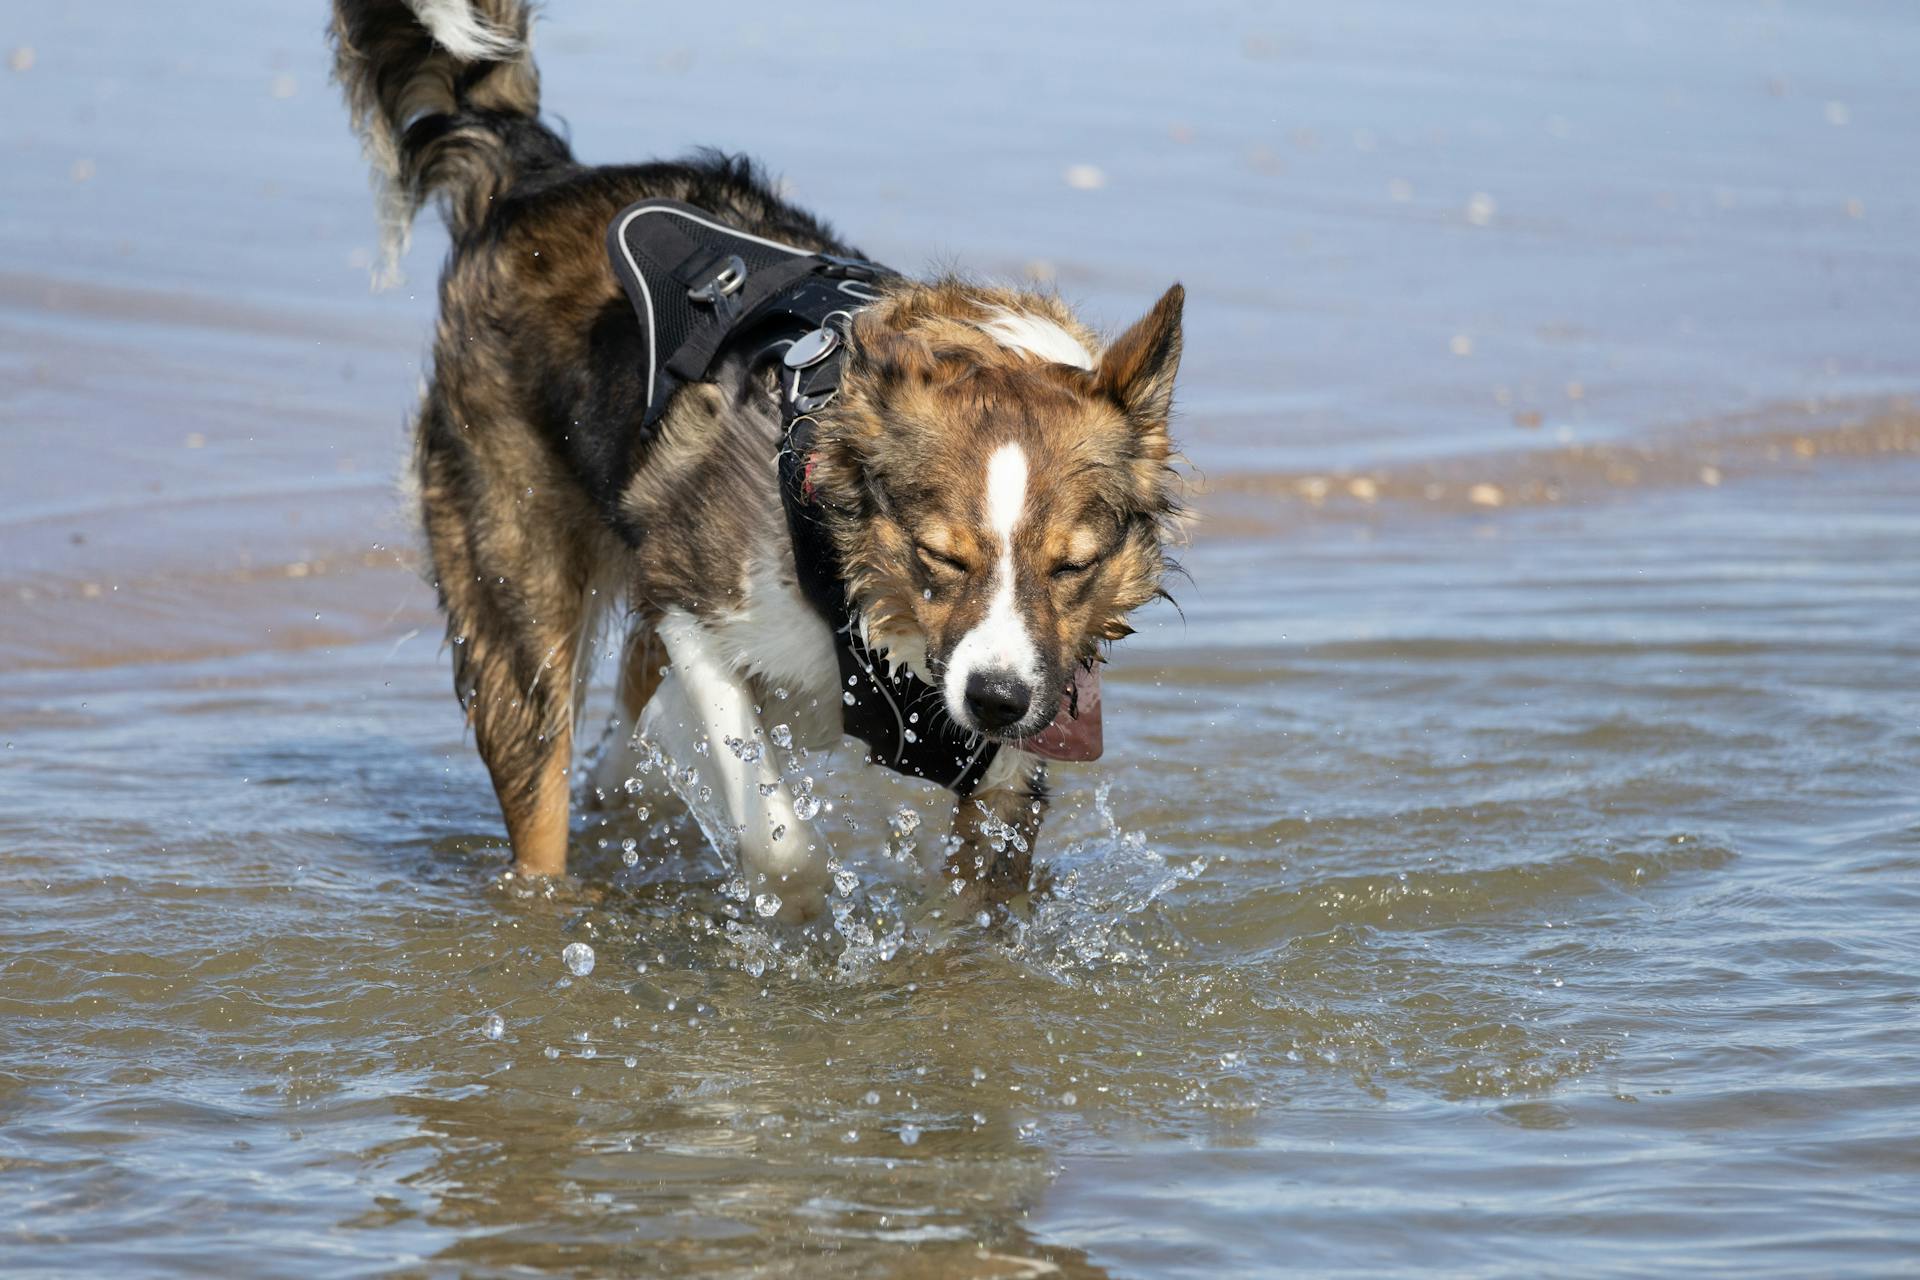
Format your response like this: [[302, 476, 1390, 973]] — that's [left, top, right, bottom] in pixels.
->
[[841, 1129, 860, 1144], [770, 824, 787, 842], [620, 838, 639, 867], [481, 1013, 505, 1040], [1060, 1092, 1077, 1106], [562, 941, 595, 977], [832, 866, 858, 896], [898, 1123, 922, 1146], [770, 723, 793, 748], [543, 1045, 560, 1060], [902, 729, 918, 743], [754, 892, 782, 918], [974, 911, 990, 928], [793, 794, 821, 820], [864, 1090, 881, 1105], [889, 806, 922, 837], [842, 691, 856, 705], [624, 1055, 638, 1068], [970, 1066, 987, 1082]]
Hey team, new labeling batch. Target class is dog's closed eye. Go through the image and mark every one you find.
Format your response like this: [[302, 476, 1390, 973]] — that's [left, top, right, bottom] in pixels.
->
[[1051, 557, 1099, 580], [917, 544, 970, 576]]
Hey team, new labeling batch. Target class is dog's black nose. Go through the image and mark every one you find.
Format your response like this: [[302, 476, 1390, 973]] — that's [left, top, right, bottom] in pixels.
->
[[964, 671, 1033, 732]]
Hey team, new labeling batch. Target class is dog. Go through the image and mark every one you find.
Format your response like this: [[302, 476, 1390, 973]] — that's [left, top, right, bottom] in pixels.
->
[[329, 0, 1185, 921]]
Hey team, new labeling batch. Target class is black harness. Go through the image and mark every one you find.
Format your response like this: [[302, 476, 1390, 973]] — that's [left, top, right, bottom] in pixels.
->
[[608, 199, 1000, 794]]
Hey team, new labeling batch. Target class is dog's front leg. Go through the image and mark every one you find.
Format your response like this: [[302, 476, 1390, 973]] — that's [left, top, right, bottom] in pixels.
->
[[656, 611, 827, 923], [944, 749, 1048, 906]]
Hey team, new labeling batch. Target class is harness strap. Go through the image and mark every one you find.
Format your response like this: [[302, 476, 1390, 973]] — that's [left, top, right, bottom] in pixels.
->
[[665, 256, 835, 383], [778, 408, 1000, 795]]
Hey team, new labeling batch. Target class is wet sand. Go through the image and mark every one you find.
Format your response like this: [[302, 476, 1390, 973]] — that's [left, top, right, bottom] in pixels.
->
[[4, 1, 1920, 1275]]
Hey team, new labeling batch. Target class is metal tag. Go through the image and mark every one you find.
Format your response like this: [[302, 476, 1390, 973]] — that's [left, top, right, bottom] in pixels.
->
[[782, 326, 840, 369]]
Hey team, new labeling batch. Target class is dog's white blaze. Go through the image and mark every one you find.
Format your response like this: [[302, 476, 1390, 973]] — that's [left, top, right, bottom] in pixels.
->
[[985, 442, 1028, 538], [408, 0, 521, 60], [944, 444, 1043, 726], [979, 308, 1094, 370]]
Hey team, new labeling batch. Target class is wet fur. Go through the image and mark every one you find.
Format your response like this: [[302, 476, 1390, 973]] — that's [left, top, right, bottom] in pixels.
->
[[330, 0, 1184, 910]]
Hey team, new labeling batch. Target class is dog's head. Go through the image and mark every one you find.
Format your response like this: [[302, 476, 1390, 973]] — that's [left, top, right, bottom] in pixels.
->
[[811, 280, 1185, 742]]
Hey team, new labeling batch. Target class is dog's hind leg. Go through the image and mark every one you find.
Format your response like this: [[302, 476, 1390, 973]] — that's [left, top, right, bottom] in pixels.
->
[[418, 406, 601, 878], [585, 620, 667, 808], [655, 609, 828, 923], [615, 623, 668, 723]]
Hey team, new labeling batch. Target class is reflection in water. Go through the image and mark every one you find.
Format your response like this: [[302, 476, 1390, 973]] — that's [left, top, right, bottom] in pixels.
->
[[392, 1055, 1107, 1276]]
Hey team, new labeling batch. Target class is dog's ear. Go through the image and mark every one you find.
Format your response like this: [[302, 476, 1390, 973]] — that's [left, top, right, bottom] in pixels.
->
[[1095, 283, 1184, 437], [811, 325, 918, 513]]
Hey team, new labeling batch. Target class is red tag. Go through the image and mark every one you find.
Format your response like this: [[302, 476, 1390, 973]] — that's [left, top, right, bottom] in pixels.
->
[[1022, 664, 1103, 761]]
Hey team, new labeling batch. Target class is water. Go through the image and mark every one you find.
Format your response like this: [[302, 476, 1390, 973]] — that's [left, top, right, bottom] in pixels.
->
[[4, 1, 1920, 1275]]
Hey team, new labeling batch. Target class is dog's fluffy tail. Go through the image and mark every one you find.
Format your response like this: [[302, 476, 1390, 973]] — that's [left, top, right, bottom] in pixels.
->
[[330, 0, 565, 286]]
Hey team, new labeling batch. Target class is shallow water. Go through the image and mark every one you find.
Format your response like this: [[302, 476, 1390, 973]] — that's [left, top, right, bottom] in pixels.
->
[[4, 1, 1920, 1276]]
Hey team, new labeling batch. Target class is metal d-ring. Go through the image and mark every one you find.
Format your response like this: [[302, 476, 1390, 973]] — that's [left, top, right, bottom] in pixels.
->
[[687, 254, 748, 305], [785, 364, 839, 414]]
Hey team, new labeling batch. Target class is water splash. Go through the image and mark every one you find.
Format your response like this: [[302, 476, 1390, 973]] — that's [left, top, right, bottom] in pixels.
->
[[1003, 783, 1208, 977]]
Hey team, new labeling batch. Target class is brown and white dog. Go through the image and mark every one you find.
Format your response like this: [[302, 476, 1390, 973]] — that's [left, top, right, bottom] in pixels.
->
[[330, 0, 1185, 920]]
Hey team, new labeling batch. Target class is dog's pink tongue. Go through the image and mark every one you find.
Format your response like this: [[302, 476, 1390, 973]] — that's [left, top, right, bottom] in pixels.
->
[[1023, 665, 1104, 761]]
